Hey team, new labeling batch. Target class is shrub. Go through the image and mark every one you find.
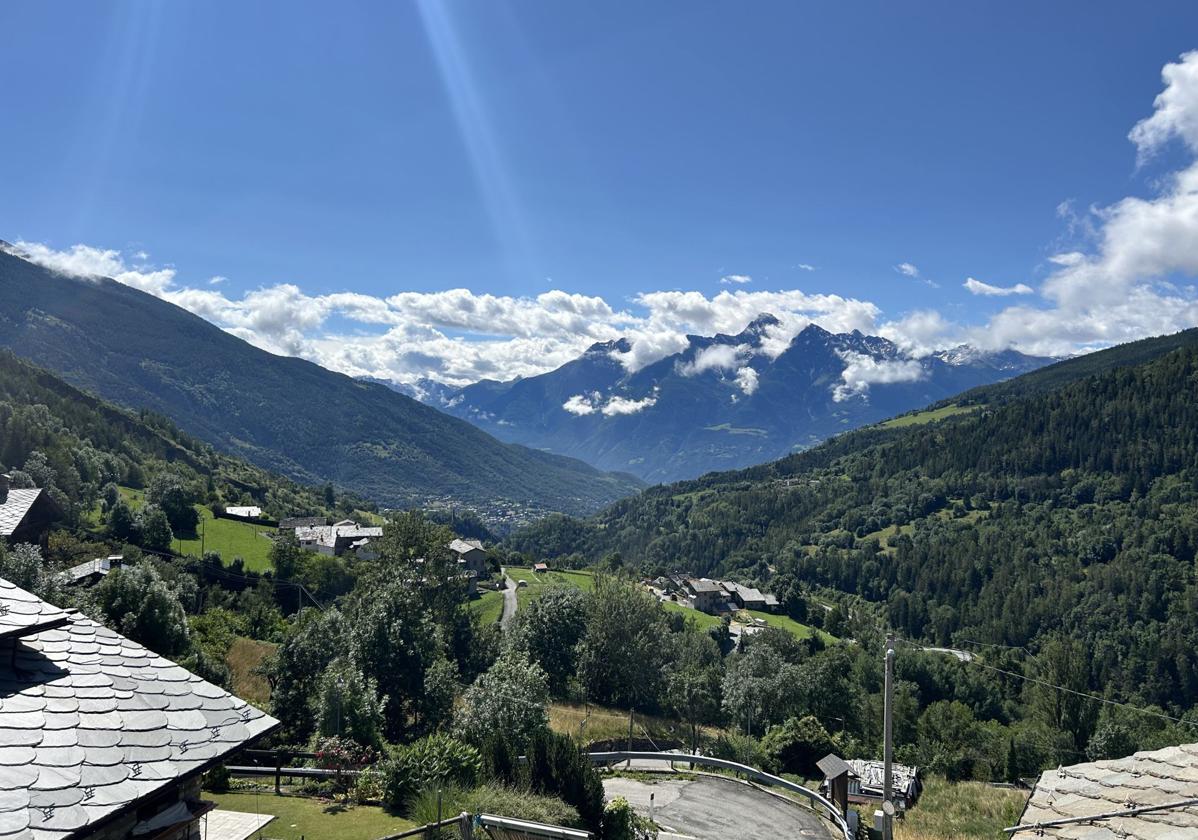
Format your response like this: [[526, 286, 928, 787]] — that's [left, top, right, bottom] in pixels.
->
[[602, 796, 657, 840], [761, 715, 841, 777], [707, 731, 770, 770], [353, 764, 387, 804], [381, 733, 482, 811], [525, 730, 605, 834]]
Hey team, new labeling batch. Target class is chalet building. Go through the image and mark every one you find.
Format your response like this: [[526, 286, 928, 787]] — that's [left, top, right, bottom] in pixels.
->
[[1011, 743, 1198, 838], [0, 576, 279, 839], [721, 581, 769, 611], [223, 505, 262, 519], [294, 519, 383, 557], [0, 474, 62, 546], [684, 578, 728, 614], [449, 538, 489, 577]]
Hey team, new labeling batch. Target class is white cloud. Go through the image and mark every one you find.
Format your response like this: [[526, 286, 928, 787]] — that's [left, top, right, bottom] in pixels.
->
[[562, 394, 598, 415], [833, 352, 926, 402], [797, 264, 816, 272], [895, 262, 920, 278], [963, 277, 1034, 297], [1129, 49, 1198, 163], [562, 391, 657, 417], [720, 274, 752, 285], [601, 394, 657, 416], [209, 275, 227, 285], [734, 366, 759, 395], [676, 344, 749, 376]]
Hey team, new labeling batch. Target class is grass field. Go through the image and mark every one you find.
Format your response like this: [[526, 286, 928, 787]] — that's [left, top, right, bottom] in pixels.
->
[[880, 403, 978, 429], [662, 599, 723, 629], [505, 567, 595, 608], [205, 792, 415, 840], [175, 506, 277, 571], [550, 700, 718, 747], [470, 589, 505, 625], [742, 610, 837, 644], [227, 636, 275, 707], [894, 778, 1027, 840]]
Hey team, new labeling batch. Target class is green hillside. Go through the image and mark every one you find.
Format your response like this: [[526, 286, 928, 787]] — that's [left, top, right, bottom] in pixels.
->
[[510, 330, 1198, 714], [0, 349, 339, 543], [0, 248, 642, 517]]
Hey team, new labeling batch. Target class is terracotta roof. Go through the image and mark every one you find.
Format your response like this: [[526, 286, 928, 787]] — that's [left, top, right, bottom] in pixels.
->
[[0, 490, 43, 539], [1013, 743, 1198, 839], [0, 577, 279, 839]]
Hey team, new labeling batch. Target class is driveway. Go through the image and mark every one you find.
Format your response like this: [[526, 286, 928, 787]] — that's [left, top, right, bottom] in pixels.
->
[[499, 571, 518, 629], [603, 774, 833, 840]]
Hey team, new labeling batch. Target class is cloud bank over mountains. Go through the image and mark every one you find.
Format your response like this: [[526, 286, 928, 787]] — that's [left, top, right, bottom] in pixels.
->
[[11, 51, 1198, 387]]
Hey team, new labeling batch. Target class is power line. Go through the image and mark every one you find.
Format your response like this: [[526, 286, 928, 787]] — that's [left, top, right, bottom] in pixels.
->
[[965, 658, 1198, 730], [891, 634, 1197, 731]]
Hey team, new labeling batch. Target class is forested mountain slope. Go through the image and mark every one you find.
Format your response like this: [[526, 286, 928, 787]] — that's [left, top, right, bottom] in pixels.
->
[[511, 330, 1198, 711], [0, 248, 641, 517], [0, 349, 344, 522]]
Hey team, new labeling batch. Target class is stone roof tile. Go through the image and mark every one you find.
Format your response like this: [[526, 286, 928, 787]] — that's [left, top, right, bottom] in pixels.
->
[[1014, 742, 1198, 838], [0, 577, 278, 840]]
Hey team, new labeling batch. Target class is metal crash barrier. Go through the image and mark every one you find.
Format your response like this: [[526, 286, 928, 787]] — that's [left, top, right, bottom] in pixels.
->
[[587, 751, 852, 840]]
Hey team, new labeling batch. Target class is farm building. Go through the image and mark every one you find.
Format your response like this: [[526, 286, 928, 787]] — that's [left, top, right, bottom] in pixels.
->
[[0, 474, 61, 546], [449, 538, 489, 576]]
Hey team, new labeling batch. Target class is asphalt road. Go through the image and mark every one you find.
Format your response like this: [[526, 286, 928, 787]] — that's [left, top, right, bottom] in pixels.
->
[[499, 572, 518, 629], [603, 775, 834, 840]]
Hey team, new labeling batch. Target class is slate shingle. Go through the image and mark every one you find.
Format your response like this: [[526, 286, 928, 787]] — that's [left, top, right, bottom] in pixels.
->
[[0, 577, 279, 840], [1013, 743, 1198, 839]]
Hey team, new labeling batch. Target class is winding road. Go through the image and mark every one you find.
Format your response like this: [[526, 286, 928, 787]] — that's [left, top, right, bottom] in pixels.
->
[[603, 774, 834, 840], [499, 571, 518, 629]]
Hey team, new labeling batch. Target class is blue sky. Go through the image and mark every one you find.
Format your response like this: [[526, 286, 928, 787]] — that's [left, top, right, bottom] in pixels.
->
[[4, 1, 1198, 385]]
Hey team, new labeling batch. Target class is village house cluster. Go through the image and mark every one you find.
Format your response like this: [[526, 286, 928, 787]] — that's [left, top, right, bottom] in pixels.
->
[[650, 575, 781, 616]]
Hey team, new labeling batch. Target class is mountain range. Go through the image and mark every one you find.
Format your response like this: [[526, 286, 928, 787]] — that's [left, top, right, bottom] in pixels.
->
[[507, 328, 1198, 713], [0, 246, 642, 519], [413, 314, 1053, 482]]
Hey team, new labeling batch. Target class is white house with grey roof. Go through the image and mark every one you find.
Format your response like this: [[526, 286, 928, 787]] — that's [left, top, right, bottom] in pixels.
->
[[0, 576, 279, 840], [294, 519, 383, 557]]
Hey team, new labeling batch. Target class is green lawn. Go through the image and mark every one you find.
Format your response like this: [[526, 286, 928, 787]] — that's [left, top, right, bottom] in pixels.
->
[[470, 589, 505, 625], [506, 566, 596, 591], [880, 403, 978, 429], [175, 505, 277, 572], [662, 599, 723, 630], [742, 610, 838, 644], [505, 567, 595, 609], [206, 792, 415, 840]]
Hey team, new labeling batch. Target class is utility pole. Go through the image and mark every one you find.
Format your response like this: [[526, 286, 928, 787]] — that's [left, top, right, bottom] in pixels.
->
[[883, 633, 896, 840]]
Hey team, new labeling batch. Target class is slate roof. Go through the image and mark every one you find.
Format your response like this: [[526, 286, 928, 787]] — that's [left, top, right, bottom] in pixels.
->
[[0, 579, 70, 641], [1012, 743, 1198, 839], [449, 538, 485, 555], [686, 578, 723, 594], [0, 577, 279, 840], [0, 490, 43, 539]]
